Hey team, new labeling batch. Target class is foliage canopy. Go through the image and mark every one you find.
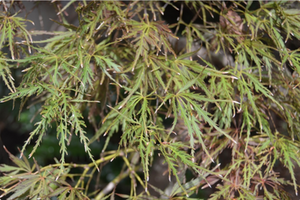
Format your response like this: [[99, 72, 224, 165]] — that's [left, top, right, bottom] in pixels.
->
[[1, 0, 300, 199]]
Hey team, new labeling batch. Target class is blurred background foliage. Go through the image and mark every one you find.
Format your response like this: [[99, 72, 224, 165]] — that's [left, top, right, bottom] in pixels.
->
[[1, 1, 300, 199]]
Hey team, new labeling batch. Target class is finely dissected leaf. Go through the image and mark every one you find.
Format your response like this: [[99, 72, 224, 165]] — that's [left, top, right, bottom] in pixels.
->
[[0, 55, 16, 93], [0, 164, 21, 172], [273, 136, 300, 196], [121, 17, 177, 71], [1, 1, 300, 200], [0, 13, 33, 60], [48, 187, 69, 198], [7, 183, 32, 200], [2, 147, 31, 172]]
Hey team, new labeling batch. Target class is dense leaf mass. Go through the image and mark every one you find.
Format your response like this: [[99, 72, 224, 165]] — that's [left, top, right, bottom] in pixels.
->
[[1, 1, 300, 199]]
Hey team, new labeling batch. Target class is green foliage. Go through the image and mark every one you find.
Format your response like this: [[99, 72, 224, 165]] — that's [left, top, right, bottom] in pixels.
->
[[1, 0, 300, 199]]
